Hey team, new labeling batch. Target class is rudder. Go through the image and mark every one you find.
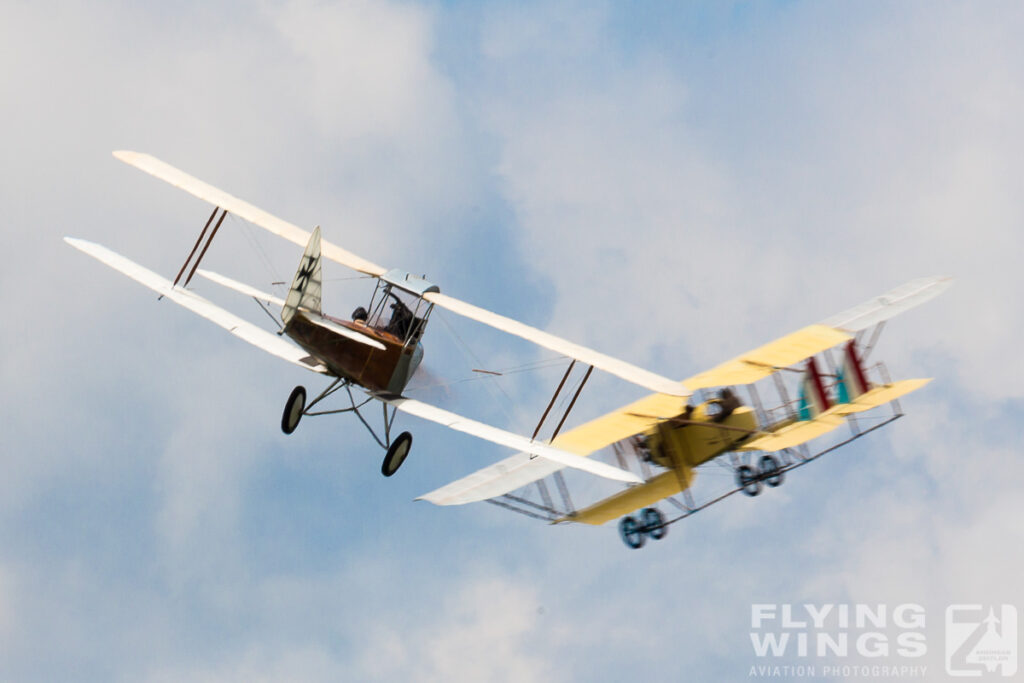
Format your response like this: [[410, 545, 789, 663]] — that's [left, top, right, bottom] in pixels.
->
[[282, 226, 323, 325]]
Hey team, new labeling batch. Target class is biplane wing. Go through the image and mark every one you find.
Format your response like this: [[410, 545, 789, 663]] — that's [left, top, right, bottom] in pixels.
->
[[64, 238, 330, 374], [113, 151, 388, 277], [372, 395, 642, 484], [67, 237, 642, 486], [557, 469, 696, 526], [420, 392, 685, 505], [113, 151, 687, 397], [419, 278, 949, 508], [683, 277, 950, 390]]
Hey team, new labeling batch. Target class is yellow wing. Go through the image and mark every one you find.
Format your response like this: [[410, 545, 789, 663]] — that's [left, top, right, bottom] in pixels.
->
[[683, 324, 852, 390], [557, 469, 696, 526]]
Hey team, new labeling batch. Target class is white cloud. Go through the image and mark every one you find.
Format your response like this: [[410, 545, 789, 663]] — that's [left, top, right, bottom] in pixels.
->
[[2, 1, 1023, 681]]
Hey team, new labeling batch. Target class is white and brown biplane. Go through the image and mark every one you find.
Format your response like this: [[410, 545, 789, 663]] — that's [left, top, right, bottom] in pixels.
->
[[67, 152, 950, 548]]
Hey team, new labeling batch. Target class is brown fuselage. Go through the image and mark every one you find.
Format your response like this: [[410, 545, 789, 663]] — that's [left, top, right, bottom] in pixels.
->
[[285, 314, 414, 393]]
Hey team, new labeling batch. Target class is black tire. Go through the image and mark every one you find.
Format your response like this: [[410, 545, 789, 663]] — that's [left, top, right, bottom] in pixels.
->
[[642, 507, 667, 540], [737, 464, 763, 497], [619, 516, 646, 549], [382, 431, 413, 477], [759, 454, 785, 488], [281, 386, 306, 435]]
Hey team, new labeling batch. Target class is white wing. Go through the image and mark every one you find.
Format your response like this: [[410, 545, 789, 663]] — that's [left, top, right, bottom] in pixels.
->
[[65, 238, 328, 374], [113, 151, 386, 277], [114, 150, 686, 397], [419, 450, 562, 505], [371, 393, 642, 485], [422, 292, 688, 396], [821, 276, 953, 332]]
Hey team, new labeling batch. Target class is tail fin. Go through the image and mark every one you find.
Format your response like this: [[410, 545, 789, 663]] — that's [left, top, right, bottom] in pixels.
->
[[836, 340, 871, 403], [797, 356, 833, 420], [282, 226, 323, 325]]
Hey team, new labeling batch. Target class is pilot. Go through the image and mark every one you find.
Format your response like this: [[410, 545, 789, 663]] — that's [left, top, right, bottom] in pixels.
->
[[387, 298, 413, 338]]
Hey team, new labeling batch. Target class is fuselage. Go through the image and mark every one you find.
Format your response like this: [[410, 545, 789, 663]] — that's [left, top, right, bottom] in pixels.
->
[[285, 312, 423, 394]]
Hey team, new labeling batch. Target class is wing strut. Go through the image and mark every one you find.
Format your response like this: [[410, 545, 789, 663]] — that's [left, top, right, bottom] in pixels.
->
[[525, 362, 592, 516], [174, 207, 229, 288]]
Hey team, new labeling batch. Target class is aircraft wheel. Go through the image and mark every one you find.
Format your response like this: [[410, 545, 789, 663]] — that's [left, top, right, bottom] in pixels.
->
[[737, 465, 762, 497], [281, 386, 306, 435], [642, 507, 667, 540], [759, 454, 785, 488], [381, 431, 413, 477], [619, 516, 646, 549]]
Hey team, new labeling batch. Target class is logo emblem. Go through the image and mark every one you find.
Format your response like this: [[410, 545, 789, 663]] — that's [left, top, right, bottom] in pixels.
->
[[946, 605, 1017, 677]]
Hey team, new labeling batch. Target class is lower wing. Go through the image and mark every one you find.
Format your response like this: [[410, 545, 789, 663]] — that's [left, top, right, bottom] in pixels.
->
[[65, 238, 328, 374], [371, 394, 642, 485]]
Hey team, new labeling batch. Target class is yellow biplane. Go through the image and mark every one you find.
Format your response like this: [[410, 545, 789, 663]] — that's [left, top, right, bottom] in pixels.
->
[[421, 277, 950, 548]]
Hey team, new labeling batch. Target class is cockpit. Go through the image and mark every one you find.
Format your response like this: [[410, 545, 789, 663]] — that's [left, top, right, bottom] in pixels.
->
[[358, 269, 438, 347]]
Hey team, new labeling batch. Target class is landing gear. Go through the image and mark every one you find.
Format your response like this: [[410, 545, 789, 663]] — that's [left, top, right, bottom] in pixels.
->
[[642, 507, 668, 540], [738, 464, 762, 496], [281, 386, 306, 434], [381, 431, 413, 477], [759, 454, 784, 488], [737, 455, 784, 496], [619, 507, 668, 549], [619, 516, 646, 549]]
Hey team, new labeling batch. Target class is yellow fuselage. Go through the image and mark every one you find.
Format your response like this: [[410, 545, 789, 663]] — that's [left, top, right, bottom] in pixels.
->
[[645, 402, 758, 470]]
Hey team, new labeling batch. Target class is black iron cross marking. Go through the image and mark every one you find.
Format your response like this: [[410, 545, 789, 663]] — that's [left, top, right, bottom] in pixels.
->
[[295, 256, 316, 291]]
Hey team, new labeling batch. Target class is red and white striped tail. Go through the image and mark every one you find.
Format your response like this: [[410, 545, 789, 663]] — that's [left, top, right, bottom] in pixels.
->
[[798, 356, 833, 420], [839, 340, 871, 402]]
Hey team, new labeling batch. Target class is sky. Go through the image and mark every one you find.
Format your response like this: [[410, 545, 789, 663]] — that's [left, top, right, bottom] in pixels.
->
[[2, 1, 1022, 681]]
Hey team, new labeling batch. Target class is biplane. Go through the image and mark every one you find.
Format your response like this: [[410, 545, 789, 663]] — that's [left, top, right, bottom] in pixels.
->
[[66, 152, 950, 547], [422, 276, 949, 548]]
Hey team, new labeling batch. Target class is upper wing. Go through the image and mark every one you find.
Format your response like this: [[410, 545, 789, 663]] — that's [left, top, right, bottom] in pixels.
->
[[371, 394, 643, 485], [684, 277, 951, 390], [421, 293, 687, 396], [65, 238, 328, 374], [113, 151, 687, 397], [113, 151, 387, 277]]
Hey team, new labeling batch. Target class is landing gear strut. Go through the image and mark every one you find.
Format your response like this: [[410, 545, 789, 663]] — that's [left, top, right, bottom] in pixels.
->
[[281, 386, 306, 434], [619, 507, 668, 549]]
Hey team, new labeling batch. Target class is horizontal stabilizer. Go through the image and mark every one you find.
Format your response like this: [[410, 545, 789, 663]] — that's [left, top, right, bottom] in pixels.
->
[[303, 314, 386, 351], [195, 269, 285, 306], [64, 238, 328, 374], [373, 394, 643, 485], [829, 378, 931, 417]]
